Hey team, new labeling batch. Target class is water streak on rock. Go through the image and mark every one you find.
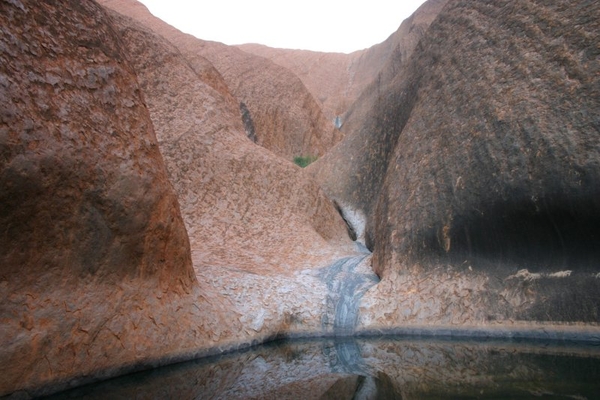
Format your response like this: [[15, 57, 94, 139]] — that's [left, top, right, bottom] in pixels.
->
[[319, 255, 379, 335]]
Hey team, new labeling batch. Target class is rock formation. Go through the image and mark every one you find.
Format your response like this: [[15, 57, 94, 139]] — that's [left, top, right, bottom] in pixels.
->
[[309, 0, 450, 229], [100, 0, 342, 161], [2, 0, 600, 397], [1, 0, 356, 397], [239, 0, 449, 127], [0, 0, 199, 395], [313, 0, 600, 326]]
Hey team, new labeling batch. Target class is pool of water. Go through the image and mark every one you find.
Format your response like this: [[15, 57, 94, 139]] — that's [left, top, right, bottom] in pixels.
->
[[46, 336, 600, 399]]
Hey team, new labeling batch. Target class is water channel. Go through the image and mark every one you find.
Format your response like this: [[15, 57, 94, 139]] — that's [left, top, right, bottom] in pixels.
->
[[46, 335, 600, 399]]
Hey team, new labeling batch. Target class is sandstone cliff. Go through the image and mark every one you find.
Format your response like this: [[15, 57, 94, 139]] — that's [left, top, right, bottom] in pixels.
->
[[3, 0, 600, 397], [99, 5, 355, 274], [308, 0, 450, 228], [100, 0, 341, 161]]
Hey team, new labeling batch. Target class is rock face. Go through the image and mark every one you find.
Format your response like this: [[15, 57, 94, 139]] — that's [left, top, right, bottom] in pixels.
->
[[100, 0, 341, 161], [1, 0, 355, 397], [239, 0, 449, 128], [0, 0, 200, 395], [308, 0, 449, 232], [237, 45, 362, 123], [3, 0, 600, 397], [314, 0, 600, 326], [98, 1, 355, 275]]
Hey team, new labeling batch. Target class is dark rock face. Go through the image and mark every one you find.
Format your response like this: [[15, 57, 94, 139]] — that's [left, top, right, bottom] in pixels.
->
[[373, 0, 600, 274], [326, 0, 600, 325], [308, 0, 449, 242], [239, 101, 257, 142]]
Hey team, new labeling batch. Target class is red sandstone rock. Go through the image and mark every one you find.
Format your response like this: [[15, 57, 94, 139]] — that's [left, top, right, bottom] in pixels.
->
[[98, 3, 355, 276], [308, 0, 449, 228], [314, 0, 600, 326], [4, 0, 600, 397], [0, 0, 200, 395], [0, 1, 356, 397], [100, 0, 341, 161]]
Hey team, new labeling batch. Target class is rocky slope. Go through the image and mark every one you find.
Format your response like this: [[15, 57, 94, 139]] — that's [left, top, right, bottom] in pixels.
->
[[100, 7, 354, 273], [312, 0, 600, 326], [100, 0, 341, 161]]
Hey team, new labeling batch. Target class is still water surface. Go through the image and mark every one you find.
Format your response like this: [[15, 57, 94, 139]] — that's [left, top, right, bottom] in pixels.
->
[[47, 336, 600, 399]]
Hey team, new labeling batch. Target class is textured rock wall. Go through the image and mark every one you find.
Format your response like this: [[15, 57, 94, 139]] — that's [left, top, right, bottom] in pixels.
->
[[1, 1, 360, 397], [308, 0, 449, 239], [375, 0, 600, 272], [0, 0, 202, 396], [370, 0, 600, 325], [3, 0, 600, 397], [314, 0, 600, 327], [237, 44, 363, 122], [238, 0, 449, 127], [100, 0, 341, 161], [100, 6, 355, 276]]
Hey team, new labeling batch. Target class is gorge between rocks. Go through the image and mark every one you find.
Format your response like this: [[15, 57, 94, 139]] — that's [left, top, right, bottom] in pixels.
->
[[1, 0, 599, 398]]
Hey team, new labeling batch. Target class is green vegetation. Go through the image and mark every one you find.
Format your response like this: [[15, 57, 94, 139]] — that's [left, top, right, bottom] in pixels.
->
[[293, 155, 318, 168]]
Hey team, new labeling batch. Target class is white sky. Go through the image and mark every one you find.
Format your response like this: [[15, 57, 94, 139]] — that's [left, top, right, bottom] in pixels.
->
[[137, 0, 428, 53]]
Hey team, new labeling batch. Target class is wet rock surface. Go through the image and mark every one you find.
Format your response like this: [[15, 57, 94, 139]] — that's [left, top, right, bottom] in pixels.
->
[[318, 255, 379, 335]]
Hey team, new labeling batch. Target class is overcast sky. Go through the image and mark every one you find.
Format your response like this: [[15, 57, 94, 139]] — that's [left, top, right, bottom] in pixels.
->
[[137, 0, 427, 53]]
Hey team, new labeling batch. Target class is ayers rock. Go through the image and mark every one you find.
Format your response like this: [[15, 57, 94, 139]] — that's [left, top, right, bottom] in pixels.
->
[[1, 0, 354, 397], [312, 0, 600, 326], [100, 0, 342, 162], [1, 0, 599, 397], [239, 0, 449, 126]]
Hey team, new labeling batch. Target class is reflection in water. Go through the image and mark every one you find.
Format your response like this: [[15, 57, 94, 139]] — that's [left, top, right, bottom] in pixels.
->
[[46, 336, 600, 399]]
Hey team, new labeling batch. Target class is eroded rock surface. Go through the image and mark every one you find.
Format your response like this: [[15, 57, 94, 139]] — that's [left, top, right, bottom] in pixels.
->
[[99, 4, 355, 276], [313, 0, 600, 327], [0, 0, 359, 397], [100, 0, 342, 161], [240, 0, 449, 126], [0, 0, 199, 395], [308, 0, 449, 237], [3, 0, 600, 397]]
